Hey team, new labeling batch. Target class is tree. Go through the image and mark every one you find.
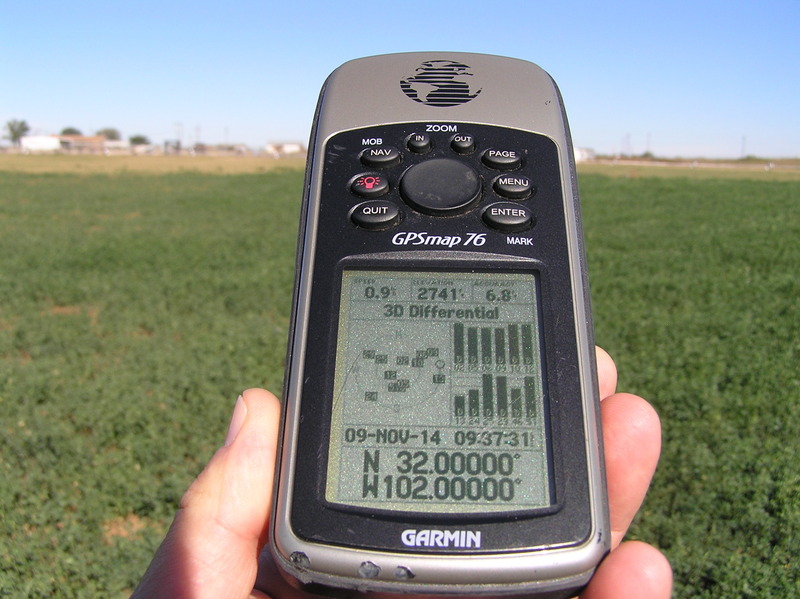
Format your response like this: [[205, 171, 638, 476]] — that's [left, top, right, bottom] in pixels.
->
[[96, 127, 121, 141], [5, 119, 30, 146], [61, 127, 82, 136], [129, 134, 150, 146]]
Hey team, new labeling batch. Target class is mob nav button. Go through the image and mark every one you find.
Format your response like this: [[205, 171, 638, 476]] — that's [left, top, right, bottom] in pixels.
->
[[350, 200, 402, 230]]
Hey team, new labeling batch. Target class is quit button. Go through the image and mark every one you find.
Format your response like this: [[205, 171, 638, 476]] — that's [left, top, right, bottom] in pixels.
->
[[350, 200, 401, 230]]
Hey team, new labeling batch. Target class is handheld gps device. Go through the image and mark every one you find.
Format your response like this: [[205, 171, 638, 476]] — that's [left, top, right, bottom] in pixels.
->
[[269, 52, 609, 598]]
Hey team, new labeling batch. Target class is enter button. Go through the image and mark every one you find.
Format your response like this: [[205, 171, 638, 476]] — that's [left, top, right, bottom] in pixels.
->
[[482, 202, 534, 233]]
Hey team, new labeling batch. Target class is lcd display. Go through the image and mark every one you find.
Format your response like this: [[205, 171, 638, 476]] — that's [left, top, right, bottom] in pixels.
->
[[325, 270, 552, 513]]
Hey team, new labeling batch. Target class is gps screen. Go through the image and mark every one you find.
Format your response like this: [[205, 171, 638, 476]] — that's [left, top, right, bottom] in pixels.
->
[[325, 270, 552, 513]]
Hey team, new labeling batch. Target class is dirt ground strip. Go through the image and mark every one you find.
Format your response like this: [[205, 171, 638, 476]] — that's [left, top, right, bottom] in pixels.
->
[[0, 153, 305, 175], [1, 153, 798, 180]]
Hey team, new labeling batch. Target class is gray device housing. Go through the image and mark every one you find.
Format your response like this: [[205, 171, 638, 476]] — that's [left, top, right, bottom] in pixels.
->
[[268, 52, 608, 597]]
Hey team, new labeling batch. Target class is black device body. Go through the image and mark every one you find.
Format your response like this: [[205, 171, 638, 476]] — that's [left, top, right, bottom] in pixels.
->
[[268, 53, 608, 598]]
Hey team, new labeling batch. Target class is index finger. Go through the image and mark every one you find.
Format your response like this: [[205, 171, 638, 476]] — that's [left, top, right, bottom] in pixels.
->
[[595, 346, 618, 400]]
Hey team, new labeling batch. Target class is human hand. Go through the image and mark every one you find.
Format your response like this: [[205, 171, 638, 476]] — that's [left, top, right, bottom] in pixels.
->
[[130, 389, 281, 599], [578, 347, 672, 598], [131, 348, 671, 599]]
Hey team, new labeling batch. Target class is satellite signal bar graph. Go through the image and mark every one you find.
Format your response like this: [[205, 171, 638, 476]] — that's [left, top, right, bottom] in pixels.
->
[[453, 322, 535, 367], [453, 374, 539, 424]]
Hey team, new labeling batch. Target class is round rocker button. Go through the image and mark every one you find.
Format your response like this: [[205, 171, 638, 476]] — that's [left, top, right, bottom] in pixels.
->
[[399, 158, 481, 215], [360, 146, 401, 168], [350, 200, 401, 230], [482, 148, 523, 170], [493, 174, 533, 199], [482, 202, 534, 232], [351, 173, 389, 198]]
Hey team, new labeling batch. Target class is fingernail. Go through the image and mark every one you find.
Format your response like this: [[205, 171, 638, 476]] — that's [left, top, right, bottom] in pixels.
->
[[225, 395, 247, 446]]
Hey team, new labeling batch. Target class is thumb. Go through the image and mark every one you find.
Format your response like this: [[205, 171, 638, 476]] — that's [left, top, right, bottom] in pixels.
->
[[132, 388, 281, 599]]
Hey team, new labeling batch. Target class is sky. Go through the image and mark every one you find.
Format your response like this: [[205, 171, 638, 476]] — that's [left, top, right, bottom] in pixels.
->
[[2, 0, 798, 158]]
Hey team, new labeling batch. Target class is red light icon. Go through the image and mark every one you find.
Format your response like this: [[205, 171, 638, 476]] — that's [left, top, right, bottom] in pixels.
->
[[351, 172, 388, 198], [357, 175, 380, 189]]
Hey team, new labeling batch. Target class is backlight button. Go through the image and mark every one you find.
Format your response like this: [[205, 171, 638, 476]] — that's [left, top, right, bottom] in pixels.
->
[[351, 173, 390, 198]]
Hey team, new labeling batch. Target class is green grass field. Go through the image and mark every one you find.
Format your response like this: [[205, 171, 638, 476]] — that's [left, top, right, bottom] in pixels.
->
[[581, 175, 799, 596], [1, 159, 797, 597]]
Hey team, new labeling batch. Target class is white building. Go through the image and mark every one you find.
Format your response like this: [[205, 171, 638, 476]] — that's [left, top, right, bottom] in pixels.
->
[[20, 136, 61, 153], [265, 142, 306, 158], [573, 147, 596, 163]]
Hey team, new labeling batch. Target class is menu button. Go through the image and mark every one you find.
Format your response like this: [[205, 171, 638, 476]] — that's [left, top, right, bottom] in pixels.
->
[[493, 174, 533, 199]]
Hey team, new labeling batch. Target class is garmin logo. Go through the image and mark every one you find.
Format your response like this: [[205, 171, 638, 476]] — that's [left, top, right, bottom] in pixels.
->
[[401, 528, 482, 549]]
